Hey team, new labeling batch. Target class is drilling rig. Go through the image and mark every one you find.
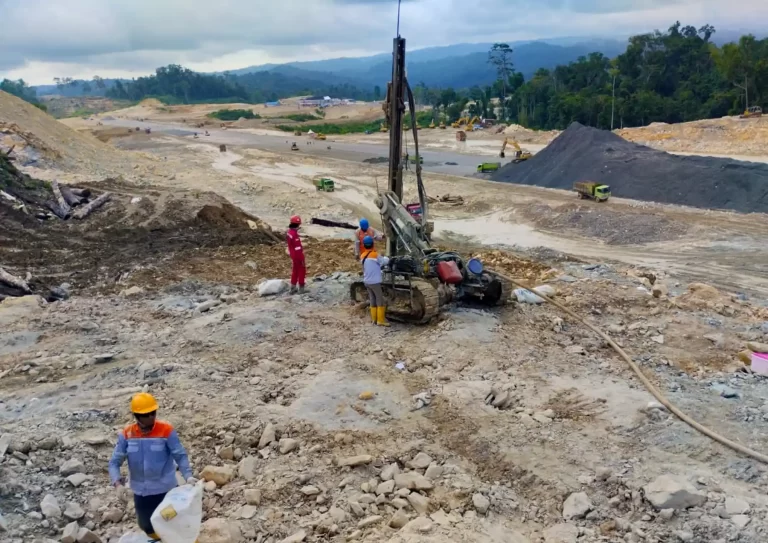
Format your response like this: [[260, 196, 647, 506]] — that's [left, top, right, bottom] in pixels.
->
[[349, 35, 509, 323]]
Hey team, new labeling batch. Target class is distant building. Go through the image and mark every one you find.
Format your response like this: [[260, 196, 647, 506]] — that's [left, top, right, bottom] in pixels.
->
[[299, 95, 347, 108]]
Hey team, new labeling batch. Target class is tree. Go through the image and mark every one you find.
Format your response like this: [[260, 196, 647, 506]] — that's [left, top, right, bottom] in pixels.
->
[[374, 85, 381, 100], [92, 76, 106, 90], [82, 81, 92, 93], [489, 43, 514, 120]]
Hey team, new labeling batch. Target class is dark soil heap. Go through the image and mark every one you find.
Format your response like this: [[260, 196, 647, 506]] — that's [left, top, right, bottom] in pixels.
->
[[491, 122, 768, 213]]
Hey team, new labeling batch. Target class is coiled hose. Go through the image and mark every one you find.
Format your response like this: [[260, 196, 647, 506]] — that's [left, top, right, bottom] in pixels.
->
[[499, 274, 768, 465]]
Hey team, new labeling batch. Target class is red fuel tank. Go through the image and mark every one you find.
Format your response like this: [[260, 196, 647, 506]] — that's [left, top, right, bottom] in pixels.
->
[[436, 261, 463, 284]]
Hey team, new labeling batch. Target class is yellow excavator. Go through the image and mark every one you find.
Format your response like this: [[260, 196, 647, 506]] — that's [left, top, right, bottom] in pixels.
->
[[500, 138, 532, 163], [740, 106, 763, 119], [451, 116, 470, 129], [439, 122, 446, 129], [429, 120, 436, 129], [465, 116, 481, 132]]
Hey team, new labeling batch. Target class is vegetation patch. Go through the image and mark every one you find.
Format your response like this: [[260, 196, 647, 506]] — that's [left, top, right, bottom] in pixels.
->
[[207, 109, 260, 121]]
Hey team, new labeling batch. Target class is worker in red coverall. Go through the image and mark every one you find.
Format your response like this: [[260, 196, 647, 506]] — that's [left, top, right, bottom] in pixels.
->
[[286, 215, 306, 294]]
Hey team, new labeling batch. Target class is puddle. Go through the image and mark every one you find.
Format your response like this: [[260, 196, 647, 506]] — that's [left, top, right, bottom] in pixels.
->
[[0, 331, 41, 356], [292, 371, 409, 430], [433, 212, 568, 250]]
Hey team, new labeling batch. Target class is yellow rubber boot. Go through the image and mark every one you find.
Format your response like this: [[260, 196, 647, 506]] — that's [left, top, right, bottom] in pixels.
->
[[376, 306, 391, 327], [369, 306, 377, 324], [147, 533, 161, 542]]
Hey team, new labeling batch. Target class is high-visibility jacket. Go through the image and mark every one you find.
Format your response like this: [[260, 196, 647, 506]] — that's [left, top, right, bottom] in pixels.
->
[[286, 228, 304, 261], [108, 421, 192, 496], [355, 227, 383, 256]]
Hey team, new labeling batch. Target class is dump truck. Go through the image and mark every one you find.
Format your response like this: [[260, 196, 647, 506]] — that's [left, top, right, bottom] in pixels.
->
[[313, 178, 335, 192], [477, 162, 501, 173], [573, 181, 610, 202]]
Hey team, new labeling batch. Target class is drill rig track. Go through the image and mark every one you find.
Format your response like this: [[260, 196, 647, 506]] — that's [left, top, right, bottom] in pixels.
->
[[350, 277, 440, 324]]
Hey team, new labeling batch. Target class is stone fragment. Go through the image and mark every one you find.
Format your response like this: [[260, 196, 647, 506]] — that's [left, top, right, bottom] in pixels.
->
[[40, 494, 62, 519], [198, 518, 243, 543], [408, 452, 433, 470], [60, 459, 85, 476], [562, 492, 592, 520], [643, 475, 706, 510], [238, 457, 258, 481], [257, 423, 276, 450], [394, 472, 434, 491], [201, 465, 234, 486], [404, 517, 433, 533], [244, 489, 262, 505], [472, 493, 490, 515], [380, 463, 400, 481], [76, 528, 102, 543], [338, 455, 373, 467], [377, 480, 395, 495], [389, 509, 409, 529], [357, 515, 383, 528], [407, 493, 431, 515], [543, 523, 579, 543], [61, 522, 79, 543], [64, 502, 85, 520], [724, 497, 750, 516], [278, 531, 306, 543], [66, 473, 89, 487]]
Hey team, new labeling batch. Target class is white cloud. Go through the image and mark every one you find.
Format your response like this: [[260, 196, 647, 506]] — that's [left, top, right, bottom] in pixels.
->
[[1, 0, 766, 84]]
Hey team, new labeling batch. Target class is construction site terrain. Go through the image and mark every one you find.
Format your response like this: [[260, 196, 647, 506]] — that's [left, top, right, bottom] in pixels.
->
[[2, 90, 768, 543]]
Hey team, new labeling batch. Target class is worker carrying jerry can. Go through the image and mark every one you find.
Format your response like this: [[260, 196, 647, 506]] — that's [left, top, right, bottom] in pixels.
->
[[360, 235, 390, 327], [286, 215, 306, 294], [108, 393, 196, 541], [354, 218, 384, 258]]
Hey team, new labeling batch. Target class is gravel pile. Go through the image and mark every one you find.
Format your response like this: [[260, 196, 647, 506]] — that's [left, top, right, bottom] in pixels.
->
[[491, 122, 768, 213]]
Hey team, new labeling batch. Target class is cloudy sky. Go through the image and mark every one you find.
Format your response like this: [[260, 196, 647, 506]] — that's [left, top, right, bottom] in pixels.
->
[[1, 0, 765, 85]]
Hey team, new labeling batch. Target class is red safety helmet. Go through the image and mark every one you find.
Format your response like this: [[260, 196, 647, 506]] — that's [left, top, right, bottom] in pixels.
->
[[290, 215, 302, 225]]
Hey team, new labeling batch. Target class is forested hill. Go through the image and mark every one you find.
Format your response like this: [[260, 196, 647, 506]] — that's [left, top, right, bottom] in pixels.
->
[[3, 23, 766, 132]]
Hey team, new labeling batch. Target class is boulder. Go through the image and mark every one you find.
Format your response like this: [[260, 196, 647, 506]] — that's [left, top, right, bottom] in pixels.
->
[[60, 458, 85, 476], [643, 475, 706, 510], [394, 472, 434, 491], [64, 502, 86, 520], [244, 489, 262, 505], [40, 494, 62, 519], [406, 493, 430, 515], [389, 509, 409, 529], [238, 457, 258, 480], [76, 528, 102, 543], [279, 531, 306, 543], [472, 493, 490, 515], [562, 492, 592, 520], [725, 497, 750, 516], [408, 452, 433, 470], [198, 518, 243, 543], [338, 455, 373, 467], [61, 522, 79, 543], [258, 423, 276, 449], [201, 465, 234, 486], [279, 438, 299, 454], [543, 523, 579, 543]]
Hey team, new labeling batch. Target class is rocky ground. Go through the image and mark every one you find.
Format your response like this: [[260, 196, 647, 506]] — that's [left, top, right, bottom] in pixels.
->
[[3, 90, 768, 543]]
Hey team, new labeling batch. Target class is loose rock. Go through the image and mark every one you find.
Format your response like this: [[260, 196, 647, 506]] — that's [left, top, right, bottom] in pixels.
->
[[472, 493, 490, 515], [389, 509, 409, 529], [201, 465, 234, 486], [279, 531, 306, 543], [643, 475, 706, 510], [338, 455, 373, 467], [395, 472, 434, 491], [64, 502, 85, 520], [258, 423, 276, 449], [244, 489, 262, 506], [60, 458, 85, 476], [407, 493, 431, 515], [40, 494, 62, 519], [404, 517, 433, 533], [279, 438, 299, 454], [199, 518, 243, 543], [562, 492, 592, 520], [543, 523, 580, 543], [61, 522, 79, 543], [66, 473, 89, 487], [408, 452, 433, 470], [357, 515, 383, 528]]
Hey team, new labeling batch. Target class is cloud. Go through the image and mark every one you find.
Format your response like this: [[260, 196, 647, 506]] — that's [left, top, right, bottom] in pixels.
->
[[1, 0, 766, 84]]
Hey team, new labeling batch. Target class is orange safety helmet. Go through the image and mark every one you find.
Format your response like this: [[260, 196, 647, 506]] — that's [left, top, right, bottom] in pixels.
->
[[290, 215, 302, 225], [130, 392, 159, 414]]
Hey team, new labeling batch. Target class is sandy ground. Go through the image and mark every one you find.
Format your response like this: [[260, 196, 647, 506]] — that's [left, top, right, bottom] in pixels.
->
[[3, 90, 768, 543]]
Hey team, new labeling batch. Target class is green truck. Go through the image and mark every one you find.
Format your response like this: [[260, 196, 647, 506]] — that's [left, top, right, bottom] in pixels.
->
[[313, 178, 335, 192], [573, 181, 610, 202], [476, 162, 501, 173]]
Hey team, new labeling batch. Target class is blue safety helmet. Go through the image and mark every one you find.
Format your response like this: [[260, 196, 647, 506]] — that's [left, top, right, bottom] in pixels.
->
[[363, 235, 374, 248], [359, 218, 369, 231]]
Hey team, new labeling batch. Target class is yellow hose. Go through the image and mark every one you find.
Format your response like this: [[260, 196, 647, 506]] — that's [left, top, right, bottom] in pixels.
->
[[502, 275, 768, 465]]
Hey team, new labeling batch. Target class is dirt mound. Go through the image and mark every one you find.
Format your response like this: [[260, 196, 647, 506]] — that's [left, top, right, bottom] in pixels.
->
[[1, 167, 280, 296], [491, 122, 768, 213], [0, 91, 127, 170]]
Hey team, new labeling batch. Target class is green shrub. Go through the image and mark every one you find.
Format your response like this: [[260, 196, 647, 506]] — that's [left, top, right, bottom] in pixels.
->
[[283, 113, 320, 122], [207, 109, 260, 121], [276, 119, 385, 135]]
